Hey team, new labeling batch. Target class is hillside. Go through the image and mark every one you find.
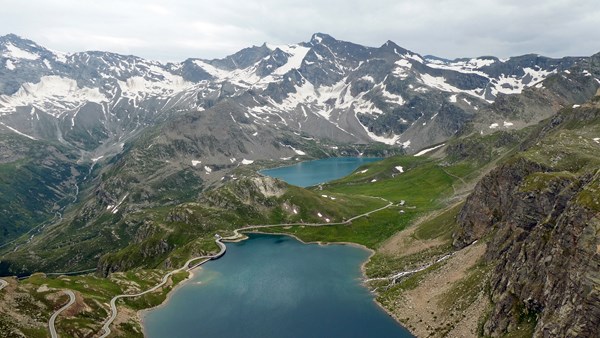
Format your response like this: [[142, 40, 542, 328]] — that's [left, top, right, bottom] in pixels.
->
[[1, 34, 598, 256], [0, 34, 599, 338]]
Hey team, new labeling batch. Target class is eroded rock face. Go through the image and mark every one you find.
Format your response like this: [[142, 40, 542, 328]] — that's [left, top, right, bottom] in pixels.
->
[[454, 159, 600, 337], [453, 158, 547, 248], [251, 176, 286, 198]]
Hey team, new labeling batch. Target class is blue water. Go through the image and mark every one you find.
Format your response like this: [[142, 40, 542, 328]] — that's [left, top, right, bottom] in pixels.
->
[[143, 234, 412, 338], [260, 157, 381, 187]]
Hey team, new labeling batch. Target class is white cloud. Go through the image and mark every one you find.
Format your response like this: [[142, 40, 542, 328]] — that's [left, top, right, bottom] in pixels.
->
[[1, 0, 599, 61]]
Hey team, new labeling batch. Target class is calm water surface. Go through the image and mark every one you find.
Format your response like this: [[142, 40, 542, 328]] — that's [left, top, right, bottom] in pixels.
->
[[260, 157, 381, 187], [143, 234, 412, 338]]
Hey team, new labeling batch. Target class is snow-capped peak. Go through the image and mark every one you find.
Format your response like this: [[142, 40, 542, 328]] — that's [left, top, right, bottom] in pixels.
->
[[0, 75, 109, 118], [2, 41, 40, 60], [269, 44, 310, 75]]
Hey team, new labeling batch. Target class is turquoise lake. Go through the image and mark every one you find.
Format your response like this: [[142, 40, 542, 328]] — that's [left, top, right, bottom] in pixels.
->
[[143, 234, 412, 338], [260, 157, 381, 187]]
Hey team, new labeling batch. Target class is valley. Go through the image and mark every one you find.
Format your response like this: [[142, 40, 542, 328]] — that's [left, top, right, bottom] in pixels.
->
[[0, 32, 599, 338]]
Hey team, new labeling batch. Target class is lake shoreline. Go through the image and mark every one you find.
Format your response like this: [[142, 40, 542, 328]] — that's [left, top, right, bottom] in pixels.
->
[[229, 231, 402, 330], [259, 156, 382, 174], [137, 267, 198, 336], [260, 156, 382, 187], [138, 156, 405, 336], [137, 231, 409, 337]]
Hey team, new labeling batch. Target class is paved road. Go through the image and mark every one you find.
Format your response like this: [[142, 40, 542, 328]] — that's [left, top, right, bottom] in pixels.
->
[[49, 290, 76, 338], [0, 278, 8, 291], [95, 196, 393, 337], [98, 240, 227, 338]]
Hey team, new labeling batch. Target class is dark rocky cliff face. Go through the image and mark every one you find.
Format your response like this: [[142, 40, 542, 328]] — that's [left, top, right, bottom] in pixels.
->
[[453, 105, 600, 336]]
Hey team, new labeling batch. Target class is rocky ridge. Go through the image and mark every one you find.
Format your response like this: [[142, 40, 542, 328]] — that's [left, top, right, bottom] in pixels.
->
[[1, 33, 595, 155], [453, 99, 600, 337]]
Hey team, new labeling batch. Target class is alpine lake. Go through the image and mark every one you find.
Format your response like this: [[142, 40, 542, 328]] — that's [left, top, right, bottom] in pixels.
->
[[143, 158, 413, 337]]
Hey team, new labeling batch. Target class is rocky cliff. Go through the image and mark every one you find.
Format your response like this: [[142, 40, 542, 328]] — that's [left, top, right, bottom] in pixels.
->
[[453, 102, 600, 337]]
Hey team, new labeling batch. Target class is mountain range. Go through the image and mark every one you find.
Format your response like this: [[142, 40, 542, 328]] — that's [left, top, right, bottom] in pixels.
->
[[0, 32, 599, 338], [1, 32, 595, 154], [1, 32, 599, 270]]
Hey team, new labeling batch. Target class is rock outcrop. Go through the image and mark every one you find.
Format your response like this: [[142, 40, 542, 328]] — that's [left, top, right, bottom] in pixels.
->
[[453, 105, 600, 337]]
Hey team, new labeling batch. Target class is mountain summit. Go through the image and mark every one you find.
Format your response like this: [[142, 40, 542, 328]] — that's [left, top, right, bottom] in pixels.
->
[[0, 33, 598, 255], [1, 33, 592, 157], [0, 33, 599, 338]]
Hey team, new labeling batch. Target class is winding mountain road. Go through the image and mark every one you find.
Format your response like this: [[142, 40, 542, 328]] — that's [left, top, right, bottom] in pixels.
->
[[98, 240, 227, 338], [49, 290, 75, 338], [85, 196, 394, 338]]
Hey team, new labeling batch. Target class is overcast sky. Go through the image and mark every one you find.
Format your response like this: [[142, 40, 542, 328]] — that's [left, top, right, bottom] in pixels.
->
[[2, 0, 599, 62]]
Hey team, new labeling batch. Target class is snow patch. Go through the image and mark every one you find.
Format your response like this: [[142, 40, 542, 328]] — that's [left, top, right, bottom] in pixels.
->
[[0, 76, 108, 117], [2, 42, 39, 60], [191, 160, 201, 166], [241, 159, 254, 165], [281, 143, 306, 155], [492, 67, 556, 96], [52, 50, 68, 63], [414, 143, 445, 156], [270, 44, 311, 76], [426, 57, 494, 78], [395, 58, 412, 68], [393, 59, 412, 78], [354, 96, 384, 115], [109, 193, 129, 214], [5, 59, 15, 70], [572, 104, 581, 108], [489, 123, 499, 129], [118, 70, 191, 99], [395, 166, 404, 173], [419, 73, 487, 101], [405, 53, 424, 63], [503, 121, 514, 127], [0, 121, 37, 140], [360, 75, 375, 82], [355, 112, 402, 145], [381, 86, 405, 106], [593, 138, 599, 144]]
